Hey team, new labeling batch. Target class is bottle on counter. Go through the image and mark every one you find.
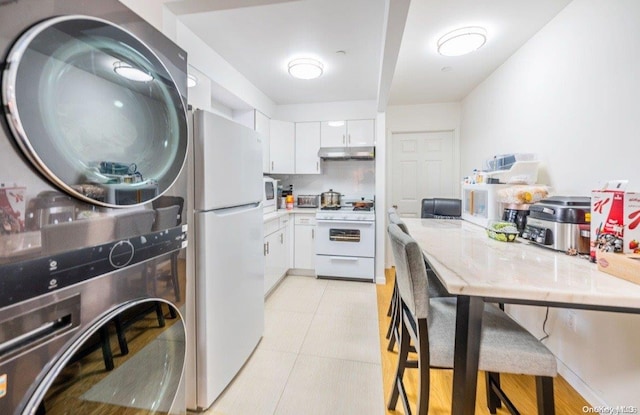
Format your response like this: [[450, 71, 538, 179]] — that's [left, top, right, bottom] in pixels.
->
[[286, 194, 294, 210]]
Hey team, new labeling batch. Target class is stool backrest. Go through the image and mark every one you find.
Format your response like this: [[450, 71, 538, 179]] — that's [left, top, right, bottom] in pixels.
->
[[114, 210, 155, 239], [388, 223, 430, 319], [421, 198, 461, 218], [153, 205, 180, 231]]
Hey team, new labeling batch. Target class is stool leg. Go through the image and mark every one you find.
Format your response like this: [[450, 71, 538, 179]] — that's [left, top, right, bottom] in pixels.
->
[[99, 326, 114, 371], [485, 372, 502, 414], [416, 318, 430, 415], [536, 376, 555, 415]]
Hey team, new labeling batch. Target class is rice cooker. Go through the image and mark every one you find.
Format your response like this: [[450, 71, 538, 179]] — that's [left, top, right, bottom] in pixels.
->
[[521, 196, 591, 254]]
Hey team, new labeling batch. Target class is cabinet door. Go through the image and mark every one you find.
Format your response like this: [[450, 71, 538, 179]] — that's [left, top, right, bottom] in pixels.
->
[[255, 110, 270, 174], [264, 231, 280, 295], [320, 121, 347, 147], [347, 119, 375, 147], [269, 119, 294, 173], [295, 122, 321, 174], [294, 224, 316, 269]]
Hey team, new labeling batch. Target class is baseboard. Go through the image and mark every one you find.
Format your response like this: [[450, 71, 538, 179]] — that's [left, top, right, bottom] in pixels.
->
[[556, 358, 605, 407], [287, 268, 316, 277]]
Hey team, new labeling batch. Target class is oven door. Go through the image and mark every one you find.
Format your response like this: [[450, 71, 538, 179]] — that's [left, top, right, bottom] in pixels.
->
[[2, 16, 188, 208], [315, 220, 375, 258]]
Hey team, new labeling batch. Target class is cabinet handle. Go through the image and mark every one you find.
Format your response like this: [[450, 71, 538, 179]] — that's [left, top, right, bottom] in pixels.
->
[[263, 243, 267, 256], [266, 242, 270, 254], [271, 161, 274, 171], [316, 161, 319, 172], [342, 134, 345, 145], [312, 229, 314, 239], [280, 233, 283, 244]]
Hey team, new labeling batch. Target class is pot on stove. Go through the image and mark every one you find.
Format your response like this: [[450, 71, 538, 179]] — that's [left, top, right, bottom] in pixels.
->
[[320, 189, 341, 208]]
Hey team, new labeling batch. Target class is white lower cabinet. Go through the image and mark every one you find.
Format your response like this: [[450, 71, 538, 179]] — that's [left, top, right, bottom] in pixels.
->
[[293, 213, 316, 271], [264, 216, 290, 296]]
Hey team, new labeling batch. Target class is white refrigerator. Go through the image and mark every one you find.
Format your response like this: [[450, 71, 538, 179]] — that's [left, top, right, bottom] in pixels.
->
[[188, 109, 264, 410]]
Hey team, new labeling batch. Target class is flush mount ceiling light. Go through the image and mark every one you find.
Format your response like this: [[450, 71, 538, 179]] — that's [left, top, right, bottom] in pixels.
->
[[437, 26, 487, 57], [187, 74, 198, 88], [113, 61, 153, 82], [327, 121, 345, 127], [287, 58, 324, 80]]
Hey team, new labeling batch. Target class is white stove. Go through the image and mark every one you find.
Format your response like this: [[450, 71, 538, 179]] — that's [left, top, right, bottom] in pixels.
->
[[315, 208, 375, 222], [315, 206, 375, 281]]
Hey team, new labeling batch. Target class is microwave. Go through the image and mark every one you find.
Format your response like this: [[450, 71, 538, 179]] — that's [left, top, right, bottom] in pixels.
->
[[263, 176, 278, 213]]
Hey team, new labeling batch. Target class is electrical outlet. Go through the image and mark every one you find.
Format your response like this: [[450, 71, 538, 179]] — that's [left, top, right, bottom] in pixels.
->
[[566, 310, 577, 332]]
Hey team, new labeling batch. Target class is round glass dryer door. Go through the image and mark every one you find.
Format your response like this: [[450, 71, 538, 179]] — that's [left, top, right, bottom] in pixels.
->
[[2, 16, 188, 207]]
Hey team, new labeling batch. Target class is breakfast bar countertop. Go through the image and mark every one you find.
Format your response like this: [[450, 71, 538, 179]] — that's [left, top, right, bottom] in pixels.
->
[[402, 218, 640, 311], [402, 217, 640, 415]]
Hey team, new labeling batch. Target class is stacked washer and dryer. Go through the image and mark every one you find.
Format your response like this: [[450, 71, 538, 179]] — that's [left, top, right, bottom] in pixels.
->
[[0, 1, 189, 414]]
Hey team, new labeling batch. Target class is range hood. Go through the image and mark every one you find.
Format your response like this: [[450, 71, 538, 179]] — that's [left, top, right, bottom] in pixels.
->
[[317, 146, 375, 160]]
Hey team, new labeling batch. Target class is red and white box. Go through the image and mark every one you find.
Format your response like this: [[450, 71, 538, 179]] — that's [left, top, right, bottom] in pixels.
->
[[0, 186, 26, 234], [624, 192, 640, 254], [590, 180, 627, 261]]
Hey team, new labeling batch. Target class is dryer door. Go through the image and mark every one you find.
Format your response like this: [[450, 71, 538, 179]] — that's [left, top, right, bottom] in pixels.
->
[[1, 16, 188, 208], [21, 299, 186, 415]]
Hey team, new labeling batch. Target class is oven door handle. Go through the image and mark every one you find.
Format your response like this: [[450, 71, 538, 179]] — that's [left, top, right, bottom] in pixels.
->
[[328, 256, 359, 261], [316, 220, 374, 225]]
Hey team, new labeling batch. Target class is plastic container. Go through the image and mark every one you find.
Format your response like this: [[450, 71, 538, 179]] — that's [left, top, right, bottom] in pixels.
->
[[486, 220, 519, 242]]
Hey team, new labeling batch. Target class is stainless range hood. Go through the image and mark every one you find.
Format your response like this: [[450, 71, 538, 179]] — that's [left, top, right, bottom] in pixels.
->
[[317, 146, 375, 160]]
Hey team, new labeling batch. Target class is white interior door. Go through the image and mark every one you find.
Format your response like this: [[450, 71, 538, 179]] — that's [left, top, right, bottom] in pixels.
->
[[391, 131, 456, 217]]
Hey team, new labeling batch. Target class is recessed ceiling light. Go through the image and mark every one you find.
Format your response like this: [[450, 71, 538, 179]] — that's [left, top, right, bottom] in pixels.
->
[[327, 121, 345, 127], [187, 74, 198, 88], [437, 27, 487, 57], [113, 61, 153, 82], [288, 58, 324, 80]]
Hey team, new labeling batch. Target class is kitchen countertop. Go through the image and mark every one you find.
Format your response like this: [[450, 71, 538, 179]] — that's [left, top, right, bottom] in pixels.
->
[[402, 218, 640, 310], [263, 207, 317, 223]]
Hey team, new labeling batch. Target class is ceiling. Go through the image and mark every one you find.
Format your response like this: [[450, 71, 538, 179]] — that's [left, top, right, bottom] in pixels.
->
[[171, 0, 573, 108]]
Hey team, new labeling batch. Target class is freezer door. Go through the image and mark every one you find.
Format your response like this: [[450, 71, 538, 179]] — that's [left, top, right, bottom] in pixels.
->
[[193, 110, 263, 210], [194, 204, 264, 408]]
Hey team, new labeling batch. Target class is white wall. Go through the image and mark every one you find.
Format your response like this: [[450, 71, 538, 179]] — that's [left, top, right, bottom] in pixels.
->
[[460, 0, 640, 407], [384, 103, 462, 267]]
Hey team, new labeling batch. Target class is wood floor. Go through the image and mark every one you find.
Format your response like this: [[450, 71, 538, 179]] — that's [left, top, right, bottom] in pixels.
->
[[376, 268, 589, 415]]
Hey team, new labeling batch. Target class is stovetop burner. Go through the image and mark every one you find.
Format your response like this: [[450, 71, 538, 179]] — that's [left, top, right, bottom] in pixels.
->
[[353, 206, 372, 211], [321, 206, 341, 210]]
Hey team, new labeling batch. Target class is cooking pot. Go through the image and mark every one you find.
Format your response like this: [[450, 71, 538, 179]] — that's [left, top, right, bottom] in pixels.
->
[[350, 198, 374, 209], [321, 189, 341, 207]]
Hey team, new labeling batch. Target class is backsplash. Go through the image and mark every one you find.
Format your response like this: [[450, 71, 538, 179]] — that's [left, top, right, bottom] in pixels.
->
[[270, 159, 375, 202]]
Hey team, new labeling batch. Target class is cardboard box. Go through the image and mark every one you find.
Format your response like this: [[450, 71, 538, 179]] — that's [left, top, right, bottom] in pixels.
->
[[624, 192, 640, 254], [597, 251, 640, 285], [0, 186, 26, 233], [590, 180, 627, 261]]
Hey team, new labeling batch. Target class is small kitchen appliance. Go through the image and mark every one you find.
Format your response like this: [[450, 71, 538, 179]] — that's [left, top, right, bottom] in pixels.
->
[[521, 196, 591, 253], [297, 194, 319, 208]]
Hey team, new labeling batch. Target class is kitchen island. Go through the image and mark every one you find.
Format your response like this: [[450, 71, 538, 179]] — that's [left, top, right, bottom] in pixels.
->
[[402, 218, 640, 415]]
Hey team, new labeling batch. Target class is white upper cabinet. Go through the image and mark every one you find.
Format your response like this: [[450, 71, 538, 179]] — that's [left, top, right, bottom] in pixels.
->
[[346, 119, 375, 147], [320, 121, 347, 147], [255, 110, 270, 174], [295, 122, 321, 174], [320, 119, 374, 148], [269, 119, 295, 174]]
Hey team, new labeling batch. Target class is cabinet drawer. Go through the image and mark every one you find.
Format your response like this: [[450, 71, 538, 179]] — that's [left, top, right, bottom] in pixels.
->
[[315, 255, 374, 280], [264, 217, 279, 236], [294, 214, 316, 225], [279, 215, 291, 228]]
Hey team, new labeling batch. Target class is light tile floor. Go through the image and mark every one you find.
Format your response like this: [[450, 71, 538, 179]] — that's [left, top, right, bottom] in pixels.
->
[[202, 275, 384, 415]]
